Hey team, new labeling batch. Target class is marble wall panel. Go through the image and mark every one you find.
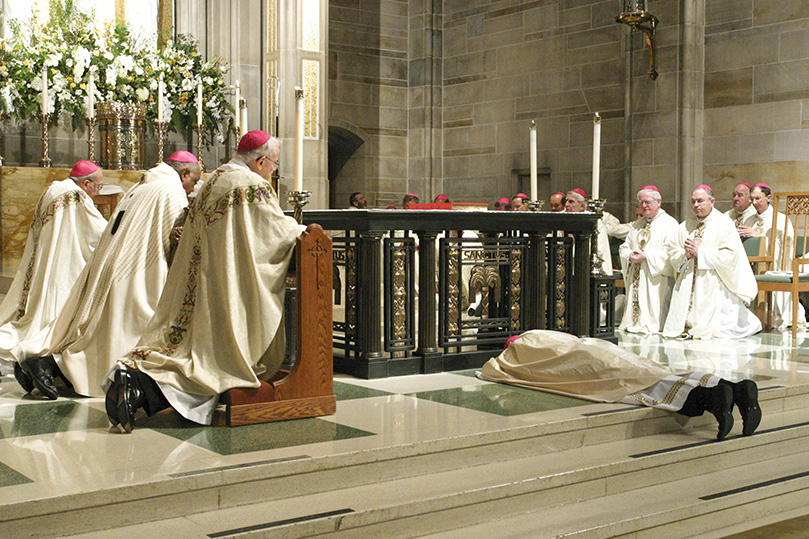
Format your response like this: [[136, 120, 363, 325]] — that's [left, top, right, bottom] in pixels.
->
[[705, 68, 753, 108], [703, 161, 809, 193], [704, 133, 776, 165], [705, 34, 778, 72], [753, 0, 809, 27], [706, 0, 753, 28], [755, 60, 809, 96], [704, 101, 801, 136]]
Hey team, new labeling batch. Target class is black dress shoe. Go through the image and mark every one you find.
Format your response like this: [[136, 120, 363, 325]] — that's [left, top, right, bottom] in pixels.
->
[[14, 362, 34, 394], [105, 379, 121, 427], [706, 384, 734, 440], [114, 365, 145, 433], [734, 380, 761, 436], [20, 356, 60, 400]]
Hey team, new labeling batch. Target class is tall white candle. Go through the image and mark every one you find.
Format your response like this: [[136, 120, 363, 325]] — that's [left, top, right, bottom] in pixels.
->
[[240, 98, 248, 136], [233, 80, 241, 133], [86, 70, 95, 118], [529, 120, 538, 202], [196, 81, 203, 126], [41, 66, 48, 116], [294, 87, 304, 192], [592, 112, 601, 200], [157, 73, 164, 123]]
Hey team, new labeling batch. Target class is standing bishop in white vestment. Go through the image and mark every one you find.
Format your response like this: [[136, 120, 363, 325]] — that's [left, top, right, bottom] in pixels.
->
[[16, 153, 200, 399], [0, 161, 107, 375], [566, 188, 613, 274], [662, 185, 762, 340], [725, 182, 758, 229], [618, 185, 679, 334], [478, 330, 762, 439], [106, 131, 302, 432], [740, 183, 806, 330]]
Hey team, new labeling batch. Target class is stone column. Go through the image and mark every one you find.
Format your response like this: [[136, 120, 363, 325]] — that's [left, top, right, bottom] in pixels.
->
[[678, 0, 706, 217]]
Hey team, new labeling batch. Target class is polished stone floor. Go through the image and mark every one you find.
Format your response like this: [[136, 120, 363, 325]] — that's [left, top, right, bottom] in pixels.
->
[[1, 329, 808, 536]]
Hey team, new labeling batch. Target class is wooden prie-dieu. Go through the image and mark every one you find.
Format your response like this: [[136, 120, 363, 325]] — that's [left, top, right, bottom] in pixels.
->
[[212, 224, 336, 426]]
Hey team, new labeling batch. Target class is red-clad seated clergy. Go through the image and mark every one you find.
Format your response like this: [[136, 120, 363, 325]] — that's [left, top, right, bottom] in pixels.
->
[[107, 131, 301, 432], [0, 161, 107, 374]]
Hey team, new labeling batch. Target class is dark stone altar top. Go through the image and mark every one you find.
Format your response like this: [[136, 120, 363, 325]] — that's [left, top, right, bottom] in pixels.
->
[[299, 209, 600, 234]]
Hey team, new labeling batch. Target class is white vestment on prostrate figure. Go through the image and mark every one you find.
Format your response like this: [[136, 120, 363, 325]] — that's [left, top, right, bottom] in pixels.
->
[[46, 163, 188, 396], [618, 209, 679, 334], [477, 330, 719, 411], [662, 208, 762, 340], [752, 206, 806, 329], [0, 179, 107, 372], [125, 157, 301, 425], [725, 205, 758, 227]]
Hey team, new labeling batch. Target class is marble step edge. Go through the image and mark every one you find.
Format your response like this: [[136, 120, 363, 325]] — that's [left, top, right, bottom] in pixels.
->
[[0, 384, 800, 523], [212, 436, 809, 539], [4, 408, 807, 539]]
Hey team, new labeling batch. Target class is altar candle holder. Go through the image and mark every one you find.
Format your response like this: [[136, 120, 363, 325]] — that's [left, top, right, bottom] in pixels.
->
[[0, 112, 6, 167], [231, 125, 241, 152], [286, 190, 311, 224], [155, 121, 167, 165], [39, 114, 52, 168], [85, 116, 97, 162], [527, 200, 545, 211], [587, 197, 607, 275], [194, 123, 205, 171]]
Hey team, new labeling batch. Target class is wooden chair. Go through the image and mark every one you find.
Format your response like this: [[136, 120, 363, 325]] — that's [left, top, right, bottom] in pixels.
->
[[212, 224, 336, 426], [751, 192, 809, 337]]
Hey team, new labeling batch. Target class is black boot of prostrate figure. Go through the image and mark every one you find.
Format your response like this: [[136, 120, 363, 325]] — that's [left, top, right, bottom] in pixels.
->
[[719, 379, 762, 436], [678, 384, 734, 440]]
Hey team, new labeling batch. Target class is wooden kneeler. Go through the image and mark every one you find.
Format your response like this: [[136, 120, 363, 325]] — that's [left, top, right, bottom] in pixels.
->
[[213, 224, 336, 426]]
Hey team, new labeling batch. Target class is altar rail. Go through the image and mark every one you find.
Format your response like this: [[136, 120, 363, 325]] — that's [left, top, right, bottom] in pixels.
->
[[300, 209, 604, 379]]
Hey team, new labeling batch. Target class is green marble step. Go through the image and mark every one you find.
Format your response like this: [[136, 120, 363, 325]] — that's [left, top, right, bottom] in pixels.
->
[[10, 385, 809, 539]]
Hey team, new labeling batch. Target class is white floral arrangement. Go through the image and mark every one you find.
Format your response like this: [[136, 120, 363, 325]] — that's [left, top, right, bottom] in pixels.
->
[[0, 0, 234, 146]]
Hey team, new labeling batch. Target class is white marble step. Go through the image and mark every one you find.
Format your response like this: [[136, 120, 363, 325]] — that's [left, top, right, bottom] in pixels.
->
[[60, 402, 809, 539]]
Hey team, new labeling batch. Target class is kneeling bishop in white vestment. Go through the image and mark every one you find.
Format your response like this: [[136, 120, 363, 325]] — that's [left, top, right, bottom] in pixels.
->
[[478, 330, 762, 439], [16, 152, 200, 399], [105, 131, 302, 432], [618, 185, 679, 334], [662, 185, 762, 340], [0, 161, 107, 374]]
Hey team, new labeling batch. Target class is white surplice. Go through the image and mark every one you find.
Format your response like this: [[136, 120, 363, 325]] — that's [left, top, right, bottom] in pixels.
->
[[602, 211, 631, 240], [477, 330, 718, 411], [725, 205, 758, 227], [0, 180, 107, 371], [662, 208, 762, 340], [46, 163, 188, 396], [126, 157, 301, 425], [618, 209, 679, 334], [752, 205, 806, 329], [596, 218, 613, 274]]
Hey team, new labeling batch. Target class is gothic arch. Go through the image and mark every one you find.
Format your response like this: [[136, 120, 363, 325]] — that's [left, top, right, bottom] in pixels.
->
[[328, 120, 368, 208]]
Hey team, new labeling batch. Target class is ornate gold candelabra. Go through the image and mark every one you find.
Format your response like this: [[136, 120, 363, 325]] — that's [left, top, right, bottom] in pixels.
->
[[587, 197, 606, 275], [286, 190, 311, 224], [527, 200, 545, 211], [39, 114, 52, 167], [231, 125, 241, 151], [85, 116, 97, 162], [155, 121, 167, 165], [616, 1, 659, 80], [194, 123, 205, 171]]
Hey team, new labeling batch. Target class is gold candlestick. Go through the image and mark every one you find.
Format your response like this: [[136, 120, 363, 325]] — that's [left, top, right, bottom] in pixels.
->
[[286, 190, 311, 224], [527, 200, 545, 211], [231, 125, 241, 152], [194, 123, 205, 171], [39, 114, 52, 168], [155, 121, 167, 165], [85, 117, 97, 162], [587, 197, 607, 275]]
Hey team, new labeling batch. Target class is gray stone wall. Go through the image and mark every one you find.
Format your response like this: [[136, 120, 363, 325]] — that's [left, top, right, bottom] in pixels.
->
[[703, 0, 809, 209]]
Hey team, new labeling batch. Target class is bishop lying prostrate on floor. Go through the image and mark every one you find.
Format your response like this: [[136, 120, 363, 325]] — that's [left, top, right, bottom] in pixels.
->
[[478, 330, 762, 440], [662, 185, 762, 340], [105, 131, 302, 433], [15, 152, 200, 399], [0, 161, 108, 375], [618, 185, 679, 334]]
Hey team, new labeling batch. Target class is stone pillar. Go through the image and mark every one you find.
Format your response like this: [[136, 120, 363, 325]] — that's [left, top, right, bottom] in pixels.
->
[[678, 0, 706, 217]]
